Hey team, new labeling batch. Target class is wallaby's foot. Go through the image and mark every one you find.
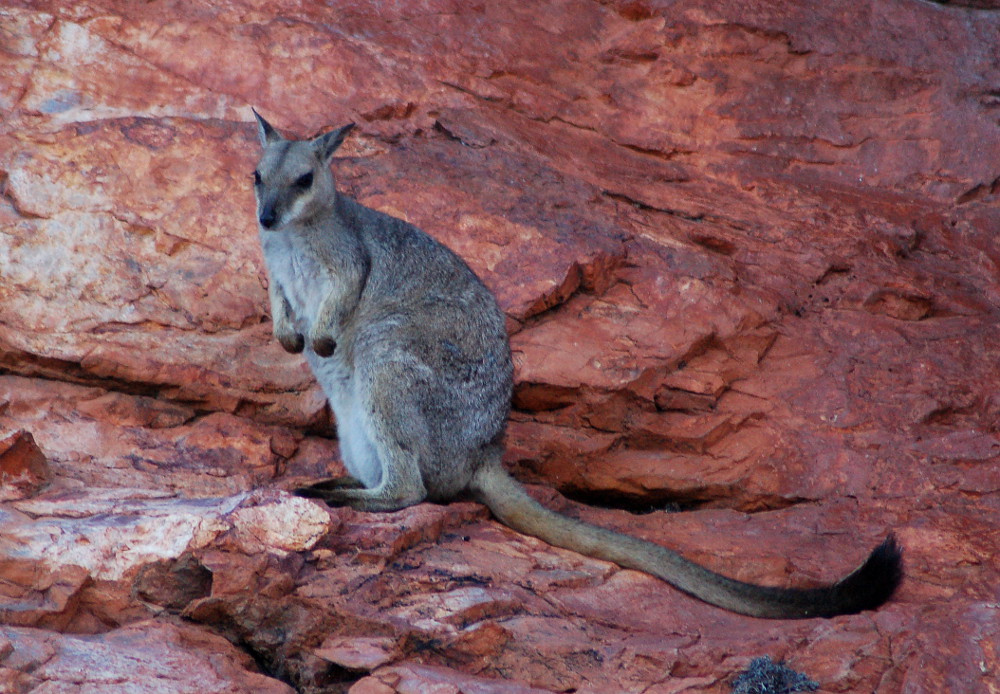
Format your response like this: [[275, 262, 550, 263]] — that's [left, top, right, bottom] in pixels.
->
[[296, 476, 366, 494], [311, 336, 337, 358], [295, 484, 425, 512], [277, 331, 305, 354]]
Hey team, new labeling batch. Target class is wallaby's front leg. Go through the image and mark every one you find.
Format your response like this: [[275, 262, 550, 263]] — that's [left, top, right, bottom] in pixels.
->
[[309, 289, 346, 357], [269, 280, 304, 354], [309, 265, 366, 357]]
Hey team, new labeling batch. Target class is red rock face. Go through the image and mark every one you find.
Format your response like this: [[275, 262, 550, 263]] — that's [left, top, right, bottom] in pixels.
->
[[1, 0, 998, 692], [0, 430, 49, 501]]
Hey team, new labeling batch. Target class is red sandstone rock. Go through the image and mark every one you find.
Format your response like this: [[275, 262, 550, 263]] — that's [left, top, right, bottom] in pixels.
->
[[350, 663, 554, 693], [1, 0, 999, 692], [0, 620, 295, 693], [0, 430, 49, 501]]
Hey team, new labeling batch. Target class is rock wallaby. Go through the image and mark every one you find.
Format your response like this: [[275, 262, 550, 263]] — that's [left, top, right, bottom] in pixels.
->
[[250, 110, 902, 619]]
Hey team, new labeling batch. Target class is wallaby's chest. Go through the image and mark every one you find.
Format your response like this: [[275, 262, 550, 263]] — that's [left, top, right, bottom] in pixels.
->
[[260, 232, 334, 331]]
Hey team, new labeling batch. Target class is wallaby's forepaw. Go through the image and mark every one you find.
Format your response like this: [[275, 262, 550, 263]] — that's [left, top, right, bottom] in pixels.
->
[[311, 336, 337, 358], [277, 331, 305, 354]]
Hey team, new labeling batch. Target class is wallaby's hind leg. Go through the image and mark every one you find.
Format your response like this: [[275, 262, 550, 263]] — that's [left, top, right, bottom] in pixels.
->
[[295, 437, 426, 511], [297, 362, 429, 512]]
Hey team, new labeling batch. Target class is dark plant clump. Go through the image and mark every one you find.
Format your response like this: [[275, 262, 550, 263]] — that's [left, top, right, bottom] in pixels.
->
[[731, 656, 819, 694]]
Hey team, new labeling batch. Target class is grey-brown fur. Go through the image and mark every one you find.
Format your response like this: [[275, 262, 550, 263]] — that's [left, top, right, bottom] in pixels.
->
[[251, 110, 902, 619]]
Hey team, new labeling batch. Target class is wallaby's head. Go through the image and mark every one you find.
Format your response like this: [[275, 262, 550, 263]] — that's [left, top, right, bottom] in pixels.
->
[[252, 109, 355, 231]]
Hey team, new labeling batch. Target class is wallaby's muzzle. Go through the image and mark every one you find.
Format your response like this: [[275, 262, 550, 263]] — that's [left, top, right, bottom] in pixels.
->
[[258, 197, 279, 229]]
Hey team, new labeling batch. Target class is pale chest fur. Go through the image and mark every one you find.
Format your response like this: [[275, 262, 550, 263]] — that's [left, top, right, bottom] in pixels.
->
[[259, 230, 331, 334], [260, 229, 369, 482]]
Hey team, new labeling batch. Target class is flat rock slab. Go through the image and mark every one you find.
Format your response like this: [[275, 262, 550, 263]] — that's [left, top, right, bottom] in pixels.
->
[[0, 621, 295, 693]]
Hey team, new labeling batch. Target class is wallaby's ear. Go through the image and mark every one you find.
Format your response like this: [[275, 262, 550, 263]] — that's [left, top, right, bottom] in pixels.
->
[[252, 108, 282, 147], [312, 123, 356, 162]]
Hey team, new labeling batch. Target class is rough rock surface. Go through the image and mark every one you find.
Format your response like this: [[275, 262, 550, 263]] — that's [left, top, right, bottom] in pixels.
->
[[1, 1, 998, 692], [0, 620, 296, 693]]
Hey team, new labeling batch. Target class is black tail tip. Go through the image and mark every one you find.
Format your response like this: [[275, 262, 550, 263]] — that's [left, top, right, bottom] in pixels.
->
[[871, 534, 904, 588], [844, 533, 904, 613]]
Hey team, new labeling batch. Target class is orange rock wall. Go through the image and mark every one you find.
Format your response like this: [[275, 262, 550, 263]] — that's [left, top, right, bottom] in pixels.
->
[[1, 1, 998, 692]]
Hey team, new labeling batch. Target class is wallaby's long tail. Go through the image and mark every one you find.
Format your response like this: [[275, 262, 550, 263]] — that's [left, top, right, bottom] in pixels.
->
[[470, 463, 902, 619]]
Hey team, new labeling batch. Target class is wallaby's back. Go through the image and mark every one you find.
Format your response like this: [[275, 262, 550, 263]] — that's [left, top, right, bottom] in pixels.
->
[[334, 193, 515, 483]]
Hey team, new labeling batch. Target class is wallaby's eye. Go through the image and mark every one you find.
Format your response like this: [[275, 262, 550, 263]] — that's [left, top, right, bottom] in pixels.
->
[[294, 171, 313, 190], [253, 170, 262, 186]]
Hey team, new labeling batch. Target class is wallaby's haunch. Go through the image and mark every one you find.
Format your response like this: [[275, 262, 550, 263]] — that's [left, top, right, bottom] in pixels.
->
[[251, 110, 902, 619]]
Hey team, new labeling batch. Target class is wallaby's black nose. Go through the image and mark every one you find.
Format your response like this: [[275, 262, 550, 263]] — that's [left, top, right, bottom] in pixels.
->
[[259, 208, 276, 229]]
